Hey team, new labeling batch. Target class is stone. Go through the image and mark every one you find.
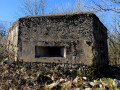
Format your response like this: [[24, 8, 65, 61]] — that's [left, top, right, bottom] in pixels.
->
[[51, 76, 55, 81], [72, 65, 79, 69], [47, 81, 59, 89], [83, 77, 87, 80], [83, 81, 87, 85], [85, 88, 92, 90], [93, 80, 97, 83], [59, 78, 66, 83], [113, 79, 120, 87], [0, 87, 2, 90], [89, 82, 95, 87], [0, 60, 4, 65], [74, 88, 81, 90], [73, 76, 80, 83], [63, 81, 74, 88], [4, 58, 8, 60], [99, 84, 103, 88], [21, 67, 26, 72], [4, 70, 9, 74]]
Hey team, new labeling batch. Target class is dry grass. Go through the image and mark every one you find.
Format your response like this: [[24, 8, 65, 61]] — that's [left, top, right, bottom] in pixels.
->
[[0, 36, 8, 60]]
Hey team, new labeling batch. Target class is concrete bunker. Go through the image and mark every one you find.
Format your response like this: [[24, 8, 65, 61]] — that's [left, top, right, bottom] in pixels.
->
[[7, 12, 108, 67]]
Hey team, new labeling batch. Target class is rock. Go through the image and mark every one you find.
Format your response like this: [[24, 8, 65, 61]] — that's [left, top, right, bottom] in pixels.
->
[[63, 81, 74, 88], [83, 77, 87, 80], [9, 88, 13, 90], [89, 82, 95, 87], [93, 80, 97, 83], [113, 79, 120, 87], [83, 82, 92, 88], [21, 67, 26, 72], [2, 64, 9, 71], [4, 70, 9, 74], [63, 81, 71, 86], [0, 87, 2, 90], [85, 88, 92, 90], [100, 78, 109, 86], [74, 88, 81, 90], [0, 60, 3, 65], [72, 65, 78, 69], [83, 82, 87, 85], [47, 81, 59, 89], [51, 76, 55, 81], [99, 84, 103, 88], [73, 76, 80, 83], [59, 78, 66, 83]]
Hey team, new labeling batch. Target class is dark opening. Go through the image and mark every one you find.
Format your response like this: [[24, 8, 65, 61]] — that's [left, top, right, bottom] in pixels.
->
[[35, 46, 65, 58]]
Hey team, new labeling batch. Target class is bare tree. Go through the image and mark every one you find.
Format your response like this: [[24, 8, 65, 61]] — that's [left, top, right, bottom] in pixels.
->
[[0, 23, 7, 45], [49, 3, 75, 14], [0, 23, 8, 60], [20, 0, 47, 15], [73, 0, 120, 65], [75, 0, 85, 12], [49, 0, 86, 14], [88, 0, 120, 14], [0, 23, 6, 37], [108, 13, 120, 65], [90, 0, 120, 65]]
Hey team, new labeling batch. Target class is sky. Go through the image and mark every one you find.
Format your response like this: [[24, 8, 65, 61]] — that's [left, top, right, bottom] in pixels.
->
[[0, 0, 75, 23], [0, 0, 21, 22], [0, 0, 72, 29], [0, 0, 118, 32]]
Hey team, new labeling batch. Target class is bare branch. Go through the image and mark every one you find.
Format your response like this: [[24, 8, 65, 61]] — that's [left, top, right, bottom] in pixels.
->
[[0, 23, 6, 37], [111, 0, 120, 3], [20, 0, 47, 15], [89, 0, 120, 13]]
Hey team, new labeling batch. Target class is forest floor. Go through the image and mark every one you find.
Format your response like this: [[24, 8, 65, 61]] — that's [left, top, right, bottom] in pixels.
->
[[0, 60, 120, 90]]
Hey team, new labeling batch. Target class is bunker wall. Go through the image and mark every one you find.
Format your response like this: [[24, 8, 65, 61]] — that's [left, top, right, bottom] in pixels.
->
[[7, 22, 19, 60], [93, 16, 108, 66], [18, 14, 94, 65]]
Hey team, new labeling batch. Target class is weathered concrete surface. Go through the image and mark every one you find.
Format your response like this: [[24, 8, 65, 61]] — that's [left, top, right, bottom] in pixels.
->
[[7, 12, 108, 66]]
